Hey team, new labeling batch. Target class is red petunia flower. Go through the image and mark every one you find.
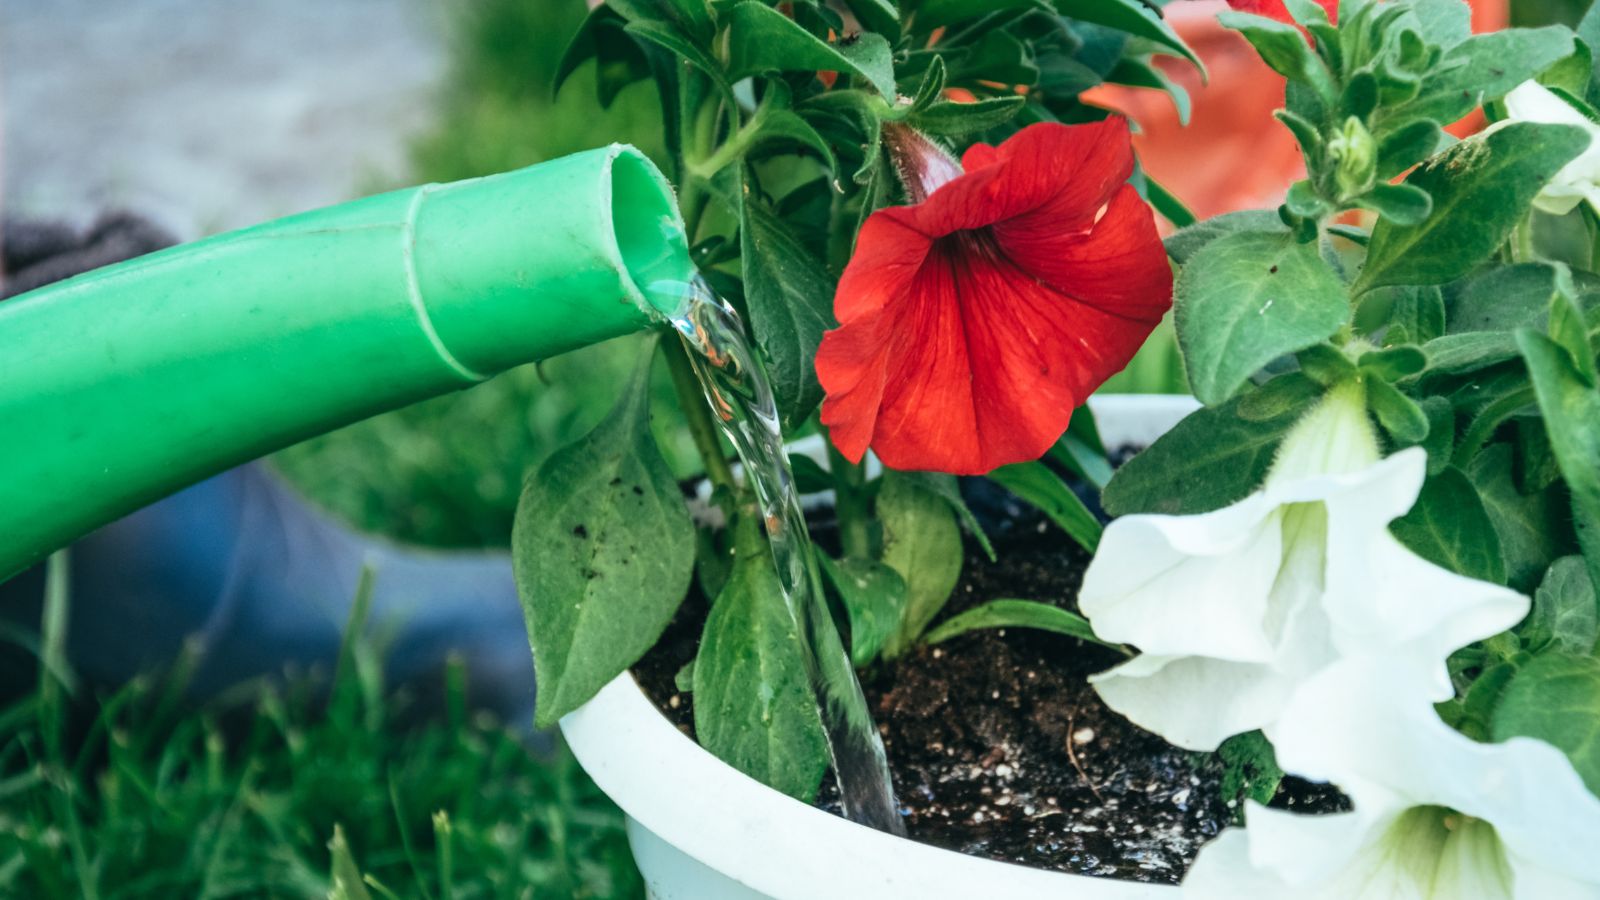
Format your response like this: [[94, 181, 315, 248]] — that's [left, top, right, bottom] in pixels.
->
[[1226, 0, 1338, 21], [815, 120, 1172, 475]]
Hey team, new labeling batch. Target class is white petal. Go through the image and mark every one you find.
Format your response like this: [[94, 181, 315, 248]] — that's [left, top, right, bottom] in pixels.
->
[[1090, 654, 1296, 752], [1315, 449, 1527, 699], [1079, 493, 1284, 661], [1269, 658, 1600, 887], [1507, 852, 1600, 900], [1183, 828, 1298, 900], [1506, 81, 1595, 129]]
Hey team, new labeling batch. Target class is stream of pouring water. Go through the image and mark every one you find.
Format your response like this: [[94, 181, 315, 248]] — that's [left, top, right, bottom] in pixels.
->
[[662, 276, 905, 836]]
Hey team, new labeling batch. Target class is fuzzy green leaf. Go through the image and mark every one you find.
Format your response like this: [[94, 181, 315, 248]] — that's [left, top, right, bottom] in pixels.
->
[[879, 471, 965, 657], [694, 522, 829, 802], [513, 342, 695, 727], [740, 199, 836, 431], [1390, 466, 1507, 586], [1524, 557, 1599, 656], [1175, 230, 1351, 406], [1103, 393, 1312, 517], [1492, 652, 1600, 796], [1163, 210, 1286, 265], [923, 599, 1122, 651], [820, 555, 908, 667], [1517, 327, 1600, 604], [1357, 123, 1591, 293], [726, 2, 896, 97], [1058, 0, 1203, 72]]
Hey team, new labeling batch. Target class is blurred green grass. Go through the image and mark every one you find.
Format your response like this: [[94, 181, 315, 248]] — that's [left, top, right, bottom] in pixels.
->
[[0, 557, 641, 899]]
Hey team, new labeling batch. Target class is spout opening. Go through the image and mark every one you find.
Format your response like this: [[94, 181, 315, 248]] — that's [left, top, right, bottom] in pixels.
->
[[608, 148, 693, 317]]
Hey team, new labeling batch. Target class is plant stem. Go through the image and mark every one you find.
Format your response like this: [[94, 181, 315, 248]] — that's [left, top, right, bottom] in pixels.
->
[[663, 338, 738, 494], [827, 441, 873, 560]]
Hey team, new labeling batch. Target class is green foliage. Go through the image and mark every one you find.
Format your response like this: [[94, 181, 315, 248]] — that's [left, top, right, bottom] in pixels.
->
[[986, 462, 1104, 553], [0, 568, 639, 899], [1492, 652, 1600, 795], [1521, 556, 1600, 655], [1104, 387, 1319, 516], [693, 516, 830, 801], [878, 472, 966, 658], [1357, 123, 1591, 292], [1216, 731, 1286, 814], [1390, 467, 1508, 585], [820, 555, 909, 667], [513, 343, 695, 727], [1175, 231, 1352, 405], [923, 599, 1124, 652], [740, 197, 836, 431]]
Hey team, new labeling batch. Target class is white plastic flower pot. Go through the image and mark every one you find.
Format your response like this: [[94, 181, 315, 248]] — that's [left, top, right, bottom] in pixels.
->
[[561, 395, 1202, 900]]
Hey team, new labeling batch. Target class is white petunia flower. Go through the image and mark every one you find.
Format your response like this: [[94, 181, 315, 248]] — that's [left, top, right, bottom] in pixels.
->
[[1080, 383, 1528, 751], [1502, 81, 1600, 216], [1183, 658, 1600, 899]]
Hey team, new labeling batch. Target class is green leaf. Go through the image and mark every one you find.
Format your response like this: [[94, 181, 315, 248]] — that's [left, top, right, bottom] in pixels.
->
[[1401, 27, 1576, 125], [1103, 393, 1313, 517], [923, 599, 1124, 651], [896, 471, 996, 562], [1390, 466, 1507, 585], [1517, 327, 1600, 604], [788, 453, 832, 494], [513, 341, 695, 727], [694, 519, 829, 802], [879, 471, 965, 657], [1057, 0, 1203, 73], [1357, 123, 1592, 293], [1107, 56, 1191, 126], [1218, 11, 1332, 97], [556, 6, 655, 107], [328, 825, 375, 900], [1491, 652, 1600, 796], [740, 198, 836, 431], [1445, 263, 1558, 335], [1467, 443, 1567, 592], [726, 3, 897, 98], [820, 555, 908, 667], [1048, 406, 1113, 489], [1358, 183, 1432, 226], [1367, 378, 1429, 444], [1174, 231, 1351, 406], [1143, 174, 1198, 230], [1217, 731, 1284, 811], [910, 96, 1027, 136], [1163, 210, 1285, 265], [1524, 557, 1599, 655], [844, 0, 901, 38], [912, 0, 1037, 29], [987, 462, 1103, 553]]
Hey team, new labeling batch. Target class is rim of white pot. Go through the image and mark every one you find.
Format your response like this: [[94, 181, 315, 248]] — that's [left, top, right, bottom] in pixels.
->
[[561, 394, 1201, 900]]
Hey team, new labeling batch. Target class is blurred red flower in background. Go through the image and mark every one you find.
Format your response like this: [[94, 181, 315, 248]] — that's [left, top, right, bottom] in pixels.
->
[[1226, 0, 1338, 20], [1088, 0, 1509, 225], [816, 120, 1172, 475]]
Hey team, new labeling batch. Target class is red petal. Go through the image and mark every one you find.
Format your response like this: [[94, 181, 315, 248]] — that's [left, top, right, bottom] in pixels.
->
[[910, 120, 1137, 237], [817, 124, 1173, 475], [1226, 0, 1337, 21]]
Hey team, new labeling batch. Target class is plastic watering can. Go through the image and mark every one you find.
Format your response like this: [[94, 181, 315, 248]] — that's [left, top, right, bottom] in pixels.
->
[[0, 145, 693, 584]]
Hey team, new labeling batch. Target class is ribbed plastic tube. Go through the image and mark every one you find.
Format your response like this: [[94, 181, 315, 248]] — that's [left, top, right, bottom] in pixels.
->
[[0, 144, 691, 582]]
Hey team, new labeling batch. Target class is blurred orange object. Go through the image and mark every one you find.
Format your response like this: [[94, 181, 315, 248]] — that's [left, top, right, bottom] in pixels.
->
[[1086, 0, 1510, 225]]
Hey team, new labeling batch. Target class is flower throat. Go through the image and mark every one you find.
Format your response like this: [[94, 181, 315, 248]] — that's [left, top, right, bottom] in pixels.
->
[[661, 275, 905, 835]]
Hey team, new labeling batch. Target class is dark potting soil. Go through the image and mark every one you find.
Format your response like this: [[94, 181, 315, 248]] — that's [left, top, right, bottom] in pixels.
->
[[633, 473, 1345, 886]]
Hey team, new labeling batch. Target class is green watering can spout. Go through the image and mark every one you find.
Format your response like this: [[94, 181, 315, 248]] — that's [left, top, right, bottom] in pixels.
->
[[0, 145, 693, 582]]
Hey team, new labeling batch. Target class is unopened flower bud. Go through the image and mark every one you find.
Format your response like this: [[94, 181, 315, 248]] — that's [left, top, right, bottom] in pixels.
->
[[1328, 116, 1378, 201]]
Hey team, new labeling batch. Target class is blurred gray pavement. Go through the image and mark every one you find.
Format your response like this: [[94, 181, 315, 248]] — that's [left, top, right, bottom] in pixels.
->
[[1, 0, 448, 237]]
